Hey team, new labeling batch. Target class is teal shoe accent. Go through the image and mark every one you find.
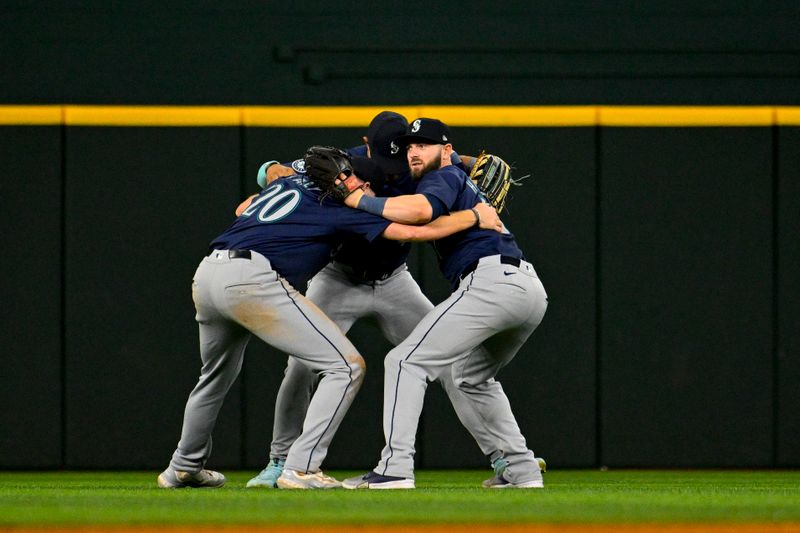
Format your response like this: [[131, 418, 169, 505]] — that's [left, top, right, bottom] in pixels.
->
[[246, 458, 286, 488], [491, 457, 509, 476]]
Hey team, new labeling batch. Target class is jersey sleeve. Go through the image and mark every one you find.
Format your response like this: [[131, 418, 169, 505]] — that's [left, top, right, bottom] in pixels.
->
[[346, 145, 369, 158], [332, 204, 393, 242], [421, 193, 449, 219], [450, 150, 465, 170], [416, 167, 464, 219]]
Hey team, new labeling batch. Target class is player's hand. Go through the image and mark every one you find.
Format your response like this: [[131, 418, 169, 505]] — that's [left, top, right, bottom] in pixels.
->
[[344, 186, 367, 208], [235, 194, 258, 217], [474, 202, 503, 232]]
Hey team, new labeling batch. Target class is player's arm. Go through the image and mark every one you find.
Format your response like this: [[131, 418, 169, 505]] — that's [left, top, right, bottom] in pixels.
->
[[345, 188, 433, 225], [266, 163, 295, 184], [235, 194, 258, 216], [459, 154, 476, 171], [382, 202, 501, 242], [255, 160, 299, 188], [234, 160, 298, 216]]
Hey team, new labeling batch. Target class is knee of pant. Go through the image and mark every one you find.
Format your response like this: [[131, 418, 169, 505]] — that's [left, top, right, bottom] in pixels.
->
[[345, 353, 366, 383], [384, 347, 404, 370], [453, 371, 498, 392], [385, 350, 430, 383]]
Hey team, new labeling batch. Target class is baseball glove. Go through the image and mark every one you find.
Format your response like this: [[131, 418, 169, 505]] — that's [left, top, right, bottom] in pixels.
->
[[303, 146, 364, 201], [468, 151, 524, 213]]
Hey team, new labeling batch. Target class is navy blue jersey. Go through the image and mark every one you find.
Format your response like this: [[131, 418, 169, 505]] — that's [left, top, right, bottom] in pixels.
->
[[347, 145, 368, 158], [416, 165, 524, 288], [331, 169, 417, 277], [274, 147, 460, 280], [210, 175, 391, 290], [329, 151, 462, 278], [322, 146, 417, 278]]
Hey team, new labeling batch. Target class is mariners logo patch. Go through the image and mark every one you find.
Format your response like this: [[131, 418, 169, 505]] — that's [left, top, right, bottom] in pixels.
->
[[411, 119, 421, 132], [291, 158, 306, 173], [390, 141, 399, 155]]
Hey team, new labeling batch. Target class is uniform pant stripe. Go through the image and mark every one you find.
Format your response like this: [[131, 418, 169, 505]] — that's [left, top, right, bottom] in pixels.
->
[[278, 278, 353, 473], [382, 274, 475, 474]]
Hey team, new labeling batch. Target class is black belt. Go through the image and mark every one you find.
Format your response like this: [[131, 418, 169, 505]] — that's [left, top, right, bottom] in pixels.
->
[[460, 255, 521, 279], [209, 249, 251, 260], [338, 262, 395, 282]]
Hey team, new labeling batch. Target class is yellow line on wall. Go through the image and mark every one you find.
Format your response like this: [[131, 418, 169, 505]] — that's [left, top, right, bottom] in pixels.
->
[[0, 105, 63, 125], [1, 105, 799, 127], [599, 106, 776, 126], [64, 106, 242, 126]]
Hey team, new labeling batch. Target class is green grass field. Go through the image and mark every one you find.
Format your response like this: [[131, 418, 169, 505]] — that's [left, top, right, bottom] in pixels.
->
[[1, 470, 799, 526]]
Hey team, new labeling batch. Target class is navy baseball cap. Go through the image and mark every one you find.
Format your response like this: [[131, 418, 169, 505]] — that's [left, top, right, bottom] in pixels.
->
[[366, 111, 409, 175], [351, 156, 386, 194], [394, 118, 451, 148]]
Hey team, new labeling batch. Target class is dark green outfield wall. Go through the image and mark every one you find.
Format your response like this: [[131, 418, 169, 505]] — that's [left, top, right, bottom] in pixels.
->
[[2, 123, 797, 469], [1, 2, 799, 470], [1, 2, 799, 105]]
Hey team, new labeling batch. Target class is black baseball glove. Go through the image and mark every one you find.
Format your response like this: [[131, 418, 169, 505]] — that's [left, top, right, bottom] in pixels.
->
[[468, 152, 524, 213], [303, 145, 365, 201]]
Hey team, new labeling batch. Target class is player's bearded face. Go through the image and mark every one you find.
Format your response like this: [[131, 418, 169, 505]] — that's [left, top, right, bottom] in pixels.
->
[[408, 144, 443, 179]]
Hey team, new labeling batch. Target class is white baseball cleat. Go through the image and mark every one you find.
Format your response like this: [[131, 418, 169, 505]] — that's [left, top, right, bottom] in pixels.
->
[[342, 471, 415, 489], [486, 475, 544, 488], [157, 468, 226, 488], [276, 468, 341, 489], [482, 457, 546, 489]]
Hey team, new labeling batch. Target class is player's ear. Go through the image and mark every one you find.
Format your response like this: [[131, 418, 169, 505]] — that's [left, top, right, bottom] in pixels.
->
[[442, 143, 454, 162]]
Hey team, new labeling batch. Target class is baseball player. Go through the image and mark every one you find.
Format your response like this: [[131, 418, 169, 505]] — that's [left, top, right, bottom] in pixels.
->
[[332, 118, 548, 489], [157, 151, 502, 489], [245, 112, 512, 488]]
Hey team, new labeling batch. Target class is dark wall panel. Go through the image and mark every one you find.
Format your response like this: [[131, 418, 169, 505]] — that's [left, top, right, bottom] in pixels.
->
[[2, 3, 798, 105], [0, 127, 62, 467], [600, 128, 773, 466], [777, 127, 800, 466], [420, 127, 598, 468], [3, 122, 791, 470], [64, 127, 242, 468]]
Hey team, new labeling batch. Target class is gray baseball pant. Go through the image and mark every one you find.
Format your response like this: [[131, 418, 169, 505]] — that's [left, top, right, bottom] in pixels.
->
[[375, 255, 548, 484], [269, 261, 501, 462], [168, 250, 364, 475]]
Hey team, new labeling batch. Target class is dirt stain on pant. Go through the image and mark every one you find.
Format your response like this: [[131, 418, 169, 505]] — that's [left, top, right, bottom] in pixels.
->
[[231, 300, 281, 336]]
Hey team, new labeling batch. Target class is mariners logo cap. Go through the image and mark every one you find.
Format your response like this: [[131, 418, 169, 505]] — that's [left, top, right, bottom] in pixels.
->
[[367, 111, 409, 175], [394, 118, 451, 148]]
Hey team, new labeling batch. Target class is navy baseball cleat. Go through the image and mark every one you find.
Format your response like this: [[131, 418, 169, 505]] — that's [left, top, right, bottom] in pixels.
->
[[342, 471, 415, 490], [157, 467, 226, 488], [246, 457, 286, 488]]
